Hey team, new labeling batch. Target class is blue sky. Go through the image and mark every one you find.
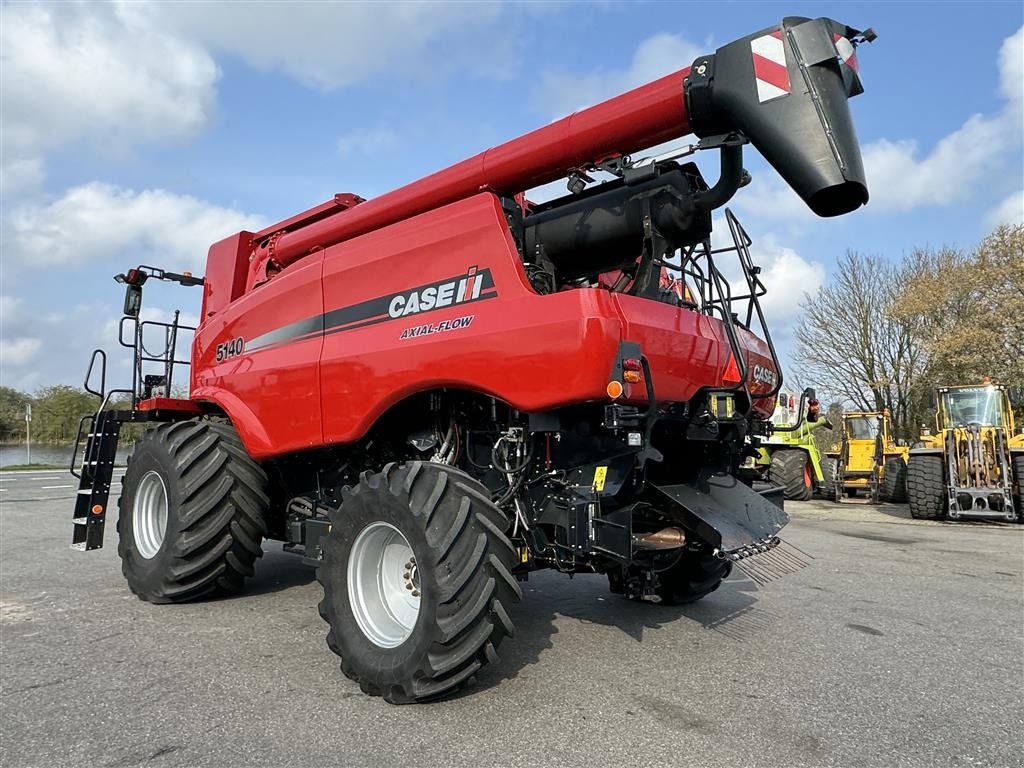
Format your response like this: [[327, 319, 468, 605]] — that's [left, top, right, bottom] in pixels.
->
[[1, 1, 1022, 393]]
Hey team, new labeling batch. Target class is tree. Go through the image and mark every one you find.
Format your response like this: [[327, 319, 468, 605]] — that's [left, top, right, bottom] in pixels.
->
[[0, 386, 30, 442], [31, 385, 99, 442], [794, 251, 925, 439], [891, 225, 1024, 388]]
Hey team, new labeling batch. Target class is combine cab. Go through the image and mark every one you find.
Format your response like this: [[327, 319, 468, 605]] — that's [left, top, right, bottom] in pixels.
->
[[70, 17, 877, 702], [908, 383, 1024, 521], [828, 411, 908, 504]]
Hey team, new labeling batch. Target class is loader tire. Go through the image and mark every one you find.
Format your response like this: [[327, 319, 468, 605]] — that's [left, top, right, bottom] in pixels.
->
[[1012, 454, 1024, 523], [655, 552, 732, 605], [117, 419, 270, 603], [906, 454, 945, 520], [881, 457, 908, 503], [769, 449, 813, 501], [317, 462, 520, 704], [819, 457, 838, 501]]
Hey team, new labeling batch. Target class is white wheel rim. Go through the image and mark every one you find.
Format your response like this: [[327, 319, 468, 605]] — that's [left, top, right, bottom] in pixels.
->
[[132, 470, 168, 559], [348, 522, 420, 648]]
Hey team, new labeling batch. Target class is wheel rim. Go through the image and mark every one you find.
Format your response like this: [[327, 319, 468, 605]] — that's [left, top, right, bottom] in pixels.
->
[[348, 522, 421, 648], [132, 470, 168, 559]]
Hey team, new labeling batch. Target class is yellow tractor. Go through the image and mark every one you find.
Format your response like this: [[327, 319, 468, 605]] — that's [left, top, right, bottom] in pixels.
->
[[828, 411, 909, 503], [907, 383, 1024, 521]]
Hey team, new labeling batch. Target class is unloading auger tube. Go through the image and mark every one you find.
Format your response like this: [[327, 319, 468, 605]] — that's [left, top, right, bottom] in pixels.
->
[[248, 16, 874, 287]]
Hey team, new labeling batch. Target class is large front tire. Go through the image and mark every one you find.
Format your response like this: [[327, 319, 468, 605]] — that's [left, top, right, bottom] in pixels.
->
[[117, 420, 270, 603], [770, 449, 813, 501], [1012, 454, 1024, 523], [881, 457, 908, 503], [317, 462, 520, 704], [906, 454, 945, 520], [818, 457, 838, 501]]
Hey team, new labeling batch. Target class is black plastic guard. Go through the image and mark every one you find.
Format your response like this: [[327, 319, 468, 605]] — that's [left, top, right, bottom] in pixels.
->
[[651, 473, 789, 554], [685, 16, 871, 217]]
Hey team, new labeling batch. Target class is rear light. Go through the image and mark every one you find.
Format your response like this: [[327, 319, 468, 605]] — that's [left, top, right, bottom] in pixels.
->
[[622, 357, 643, 383]]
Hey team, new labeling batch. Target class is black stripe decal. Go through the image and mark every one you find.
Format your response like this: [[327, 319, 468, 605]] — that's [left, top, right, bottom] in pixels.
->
[[244, 268, 495, 353]]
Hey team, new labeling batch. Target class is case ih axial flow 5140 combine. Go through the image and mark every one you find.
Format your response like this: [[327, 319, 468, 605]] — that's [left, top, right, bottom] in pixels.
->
[[72, 18, 875, 702]]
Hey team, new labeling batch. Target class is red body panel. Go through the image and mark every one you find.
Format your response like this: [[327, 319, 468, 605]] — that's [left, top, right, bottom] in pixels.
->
[[191, 194, 778, 458], [192, 253, 325, 457]]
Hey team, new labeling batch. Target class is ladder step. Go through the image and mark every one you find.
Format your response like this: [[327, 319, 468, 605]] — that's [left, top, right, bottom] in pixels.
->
[[77, 489, 91, 495], [72, 517, 88, 525], [70, 542, 87, 551]]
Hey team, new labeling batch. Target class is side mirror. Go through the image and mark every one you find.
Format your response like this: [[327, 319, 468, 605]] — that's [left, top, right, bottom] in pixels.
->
[[123, 284, 142, 317], [927, 390, 937, 409], [1009, 386, 1022, 405]]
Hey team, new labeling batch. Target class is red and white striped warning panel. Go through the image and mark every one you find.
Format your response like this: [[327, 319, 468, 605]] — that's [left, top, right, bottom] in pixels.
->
[[834, 34, 859, 72], [750, 29, 790, 103]]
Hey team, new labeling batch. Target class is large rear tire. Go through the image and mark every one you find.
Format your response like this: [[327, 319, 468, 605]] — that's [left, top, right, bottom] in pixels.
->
[[317, 462, 520, 704], [654, 553, 732, 604], [117, 420, 270, 603], [881, 457, 908, 503], [769, 449, 813, 501], [906, 454, 945, 520]]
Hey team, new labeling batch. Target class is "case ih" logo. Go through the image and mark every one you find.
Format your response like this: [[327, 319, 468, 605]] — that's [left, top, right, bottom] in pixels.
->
[[752, 364, 777, 388], [388, 266, 488, 318]]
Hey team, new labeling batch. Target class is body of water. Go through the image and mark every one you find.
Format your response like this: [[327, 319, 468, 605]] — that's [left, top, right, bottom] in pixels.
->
[[0, 444, 131, 468]]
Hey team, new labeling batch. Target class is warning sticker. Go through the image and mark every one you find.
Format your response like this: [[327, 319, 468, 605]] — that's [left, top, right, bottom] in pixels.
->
[[593, 466, 608, 492]]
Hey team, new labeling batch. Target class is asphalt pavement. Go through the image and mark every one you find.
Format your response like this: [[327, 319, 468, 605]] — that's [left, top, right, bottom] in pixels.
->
[[1, 470, 1022, 768]]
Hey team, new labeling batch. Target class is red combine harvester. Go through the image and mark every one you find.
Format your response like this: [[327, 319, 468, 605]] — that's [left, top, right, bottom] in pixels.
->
[[72, 17, 875, 702]]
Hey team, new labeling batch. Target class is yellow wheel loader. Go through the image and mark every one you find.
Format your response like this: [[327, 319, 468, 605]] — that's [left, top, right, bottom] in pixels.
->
[[907, 383, 1024, 522], [828, 411, 908, 504]]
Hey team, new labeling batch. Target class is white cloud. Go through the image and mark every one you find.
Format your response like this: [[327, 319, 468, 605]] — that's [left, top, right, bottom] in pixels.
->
[[0, 295, 43, 371], [706, 218, 823, 356], [987, 190, 1024, 228], [337, 126, 401, 158], [0, 3, 219, 181], [535, 33, 705, 117], [862, 114, 1011, 211], [0, 157, 46, 197], [860, 25, 1022, 213], [155, 2, 518, 90], [4, 183, 266, 274], [1, 2, 527, 195], [0, 337, 42, 368]]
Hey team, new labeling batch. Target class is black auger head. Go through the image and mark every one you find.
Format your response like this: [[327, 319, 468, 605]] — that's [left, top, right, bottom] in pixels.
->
[[686, 17, 876, 217]]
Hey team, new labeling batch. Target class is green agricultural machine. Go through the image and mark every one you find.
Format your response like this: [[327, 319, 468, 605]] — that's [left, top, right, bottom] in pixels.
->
[[744, 388, 835, 500]]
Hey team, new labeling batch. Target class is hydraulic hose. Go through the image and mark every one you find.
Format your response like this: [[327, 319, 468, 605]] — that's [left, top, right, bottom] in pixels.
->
[[694, 144, 745, 212]]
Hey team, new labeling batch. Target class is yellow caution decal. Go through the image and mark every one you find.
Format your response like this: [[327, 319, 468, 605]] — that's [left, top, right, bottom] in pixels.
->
[[593, 466, 608, 492]]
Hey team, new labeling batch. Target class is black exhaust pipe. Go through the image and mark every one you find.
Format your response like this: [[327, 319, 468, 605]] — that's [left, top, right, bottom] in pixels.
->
[[685, 17, 874, 217]]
